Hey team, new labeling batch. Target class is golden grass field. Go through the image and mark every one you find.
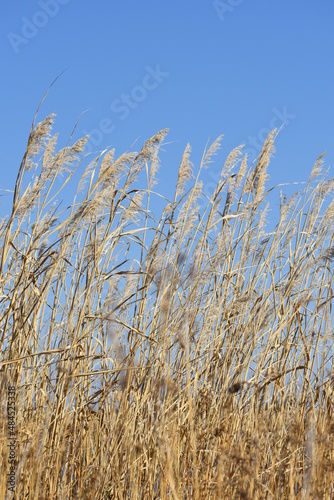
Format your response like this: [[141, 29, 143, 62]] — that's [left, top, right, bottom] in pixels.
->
[[1, 110, 334, 498]]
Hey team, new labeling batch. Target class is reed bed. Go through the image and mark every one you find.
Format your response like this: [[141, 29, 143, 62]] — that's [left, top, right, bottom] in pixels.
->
[[1, 111, 334, 499]]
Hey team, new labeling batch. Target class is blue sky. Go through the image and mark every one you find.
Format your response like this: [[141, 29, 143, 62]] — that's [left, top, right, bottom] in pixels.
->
[[1, 1, 333, 221]]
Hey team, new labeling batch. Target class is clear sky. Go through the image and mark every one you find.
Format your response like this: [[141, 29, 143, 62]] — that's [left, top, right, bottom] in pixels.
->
[[1, 1, 333, 220]]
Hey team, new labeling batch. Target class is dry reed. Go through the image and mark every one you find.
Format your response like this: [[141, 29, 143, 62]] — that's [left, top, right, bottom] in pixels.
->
[[1, 112, 334, 499]]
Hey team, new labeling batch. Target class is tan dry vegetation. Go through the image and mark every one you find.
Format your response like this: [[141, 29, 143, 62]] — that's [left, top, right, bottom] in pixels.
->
[[1, 112, 334, 499]]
